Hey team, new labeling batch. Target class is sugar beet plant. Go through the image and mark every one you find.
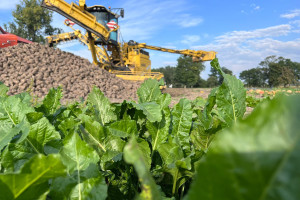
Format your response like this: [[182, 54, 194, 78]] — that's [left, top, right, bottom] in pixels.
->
[[0, 59, 299, 200]]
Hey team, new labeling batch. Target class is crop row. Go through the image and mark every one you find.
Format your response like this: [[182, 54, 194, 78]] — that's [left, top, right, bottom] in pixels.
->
[[0, 59, 299, 200]]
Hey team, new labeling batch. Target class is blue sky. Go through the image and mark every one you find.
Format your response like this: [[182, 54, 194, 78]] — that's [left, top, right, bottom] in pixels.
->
[[1, 0, 300, 79]]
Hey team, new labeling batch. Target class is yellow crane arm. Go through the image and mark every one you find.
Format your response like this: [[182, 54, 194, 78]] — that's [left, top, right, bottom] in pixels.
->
[[132, 42, 216, 62], [45, 30, 111, 66], [45, 32, 77, 46], [41, 0, 110, 42]]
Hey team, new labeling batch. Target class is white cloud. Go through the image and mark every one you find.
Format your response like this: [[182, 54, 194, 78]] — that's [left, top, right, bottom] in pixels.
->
[[241, 10, 247, 14], [280, 9, 300, 19], [119, 0, 204, 41], [291, 20, 300, 27], [181, 35, 200, 45], [119, 0, 186, 41], [216, 24, 291, 43], [174, 14, 203, 28], [192, 24, 300, 77], [0, 0, 19, 10], [251, 4, 260, 11]]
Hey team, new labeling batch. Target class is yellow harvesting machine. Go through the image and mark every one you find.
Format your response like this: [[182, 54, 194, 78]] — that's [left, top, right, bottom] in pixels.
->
[[42, 0, 216, 83]]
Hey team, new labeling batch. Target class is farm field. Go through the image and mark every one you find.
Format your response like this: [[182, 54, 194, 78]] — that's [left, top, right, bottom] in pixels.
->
[[1, 58, 299, 200], [164, 87, 300, 116], [165, 87, 300, 104], [1, 0, 300, 198]]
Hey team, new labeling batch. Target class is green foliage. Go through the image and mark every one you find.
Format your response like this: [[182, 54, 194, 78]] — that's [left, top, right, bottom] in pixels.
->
[[154, 56, 205, 88], [186, 95, 300, 200], [152, 66, 176, 86], [239, 67, 265, 87], [0, 82, 9, 97], [245, 96, 262, 108], [3, 0, 62, 43], [138, 79, 162, 103], [124, 138, 162, 200], [208, 66, 233, 87], [240, 55, 300, 87], [0, 58, 299, 199], [0, 154, 66, 200], [174, 56, 205, 87], [87, 87, 117, 125]]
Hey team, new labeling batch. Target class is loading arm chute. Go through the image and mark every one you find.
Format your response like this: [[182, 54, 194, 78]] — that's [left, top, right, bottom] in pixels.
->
[[128, 40, 216, 62], [45, 30, 111, 67]]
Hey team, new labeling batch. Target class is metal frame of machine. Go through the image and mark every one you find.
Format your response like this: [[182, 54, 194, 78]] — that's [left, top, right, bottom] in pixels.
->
[[42, 0, 216, 83]]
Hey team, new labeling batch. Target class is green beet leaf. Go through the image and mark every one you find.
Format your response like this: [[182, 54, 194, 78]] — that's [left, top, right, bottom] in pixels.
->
[[146, 107, 171, 152], [186, 95, 300, 200], [131, 101, 162, 123], [1, 117, 61, 172], [0, 120, 30, 152], [0, 82, 8, 97], [0, 154, 66, 200], [1, 142, 37, 172], [27, 117, 61, 153], [137, 138, 152, 170], [0, 95, 34, 151], [87, 86, 117, 125], [216, 74, 246, 125], [50, 163, 107, 200], [57, 116, 79, 137], [158, 136, 192, 197], [108, 119, 138, 137], [69, 177, 107, 200], [14, 92, 32, 106], [156, 93, 172, 109], [199, 88, 217, 130], [124, 138, 162, 200], [138, 79, 162, 103], [171, 99, 193, 155], [79, 114, 125, 156], [59, 131, 99, 174], [38, 87, 63, 116], [211, 58, 246, 125]]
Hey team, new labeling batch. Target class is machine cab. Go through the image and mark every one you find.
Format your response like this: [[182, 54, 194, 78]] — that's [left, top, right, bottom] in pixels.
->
[[86, 5, 121, 43]]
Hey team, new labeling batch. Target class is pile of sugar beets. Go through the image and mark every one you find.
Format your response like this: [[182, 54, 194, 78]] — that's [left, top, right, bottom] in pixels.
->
[[0, 43, 139, 102]]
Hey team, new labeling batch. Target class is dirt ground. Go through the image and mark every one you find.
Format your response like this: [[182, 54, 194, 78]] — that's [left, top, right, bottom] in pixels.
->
[[164, 88, 211, 107], [164, 88, 254, 115]]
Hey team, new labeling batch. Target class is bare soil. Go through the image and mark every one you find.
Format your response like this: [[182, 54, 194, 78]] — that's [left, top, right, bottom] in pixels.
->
[[164, 88, 211, 107], [164, 88, 254, 115]]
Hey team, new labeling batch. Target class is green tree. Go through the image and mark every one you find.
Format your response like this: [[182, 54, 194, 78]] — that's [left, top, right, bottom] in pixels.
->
[[194, 77, 207, 88], [4, 0, 61, 43], [278, 66, 297, 87], [239, 68, 264, 87], [152, 66, 176, 86], [218, 67, 233, 84], [206, 76, 218, 88], [174, 56, 205, 88], [259, 56, 299, 87], [207, 66, 233, 87]]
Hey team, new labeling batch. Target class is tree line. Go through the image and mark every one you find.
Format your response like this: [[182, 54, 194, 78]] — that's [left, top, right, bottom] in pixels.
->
[[152, 55, 232, 88], [239, 56, 300, 87], [153, 55, 300, 88]]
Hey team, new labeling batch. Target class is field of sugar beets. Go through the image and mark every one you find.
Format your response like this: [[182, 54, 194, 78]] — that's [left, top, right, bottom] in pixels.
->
[[0, 58, 299, 200]]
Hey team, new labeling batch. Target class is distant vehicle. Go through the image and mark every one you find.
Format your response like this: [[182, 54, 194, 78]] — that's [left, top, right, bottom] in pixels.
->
[[0, 26, 32, 48]]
